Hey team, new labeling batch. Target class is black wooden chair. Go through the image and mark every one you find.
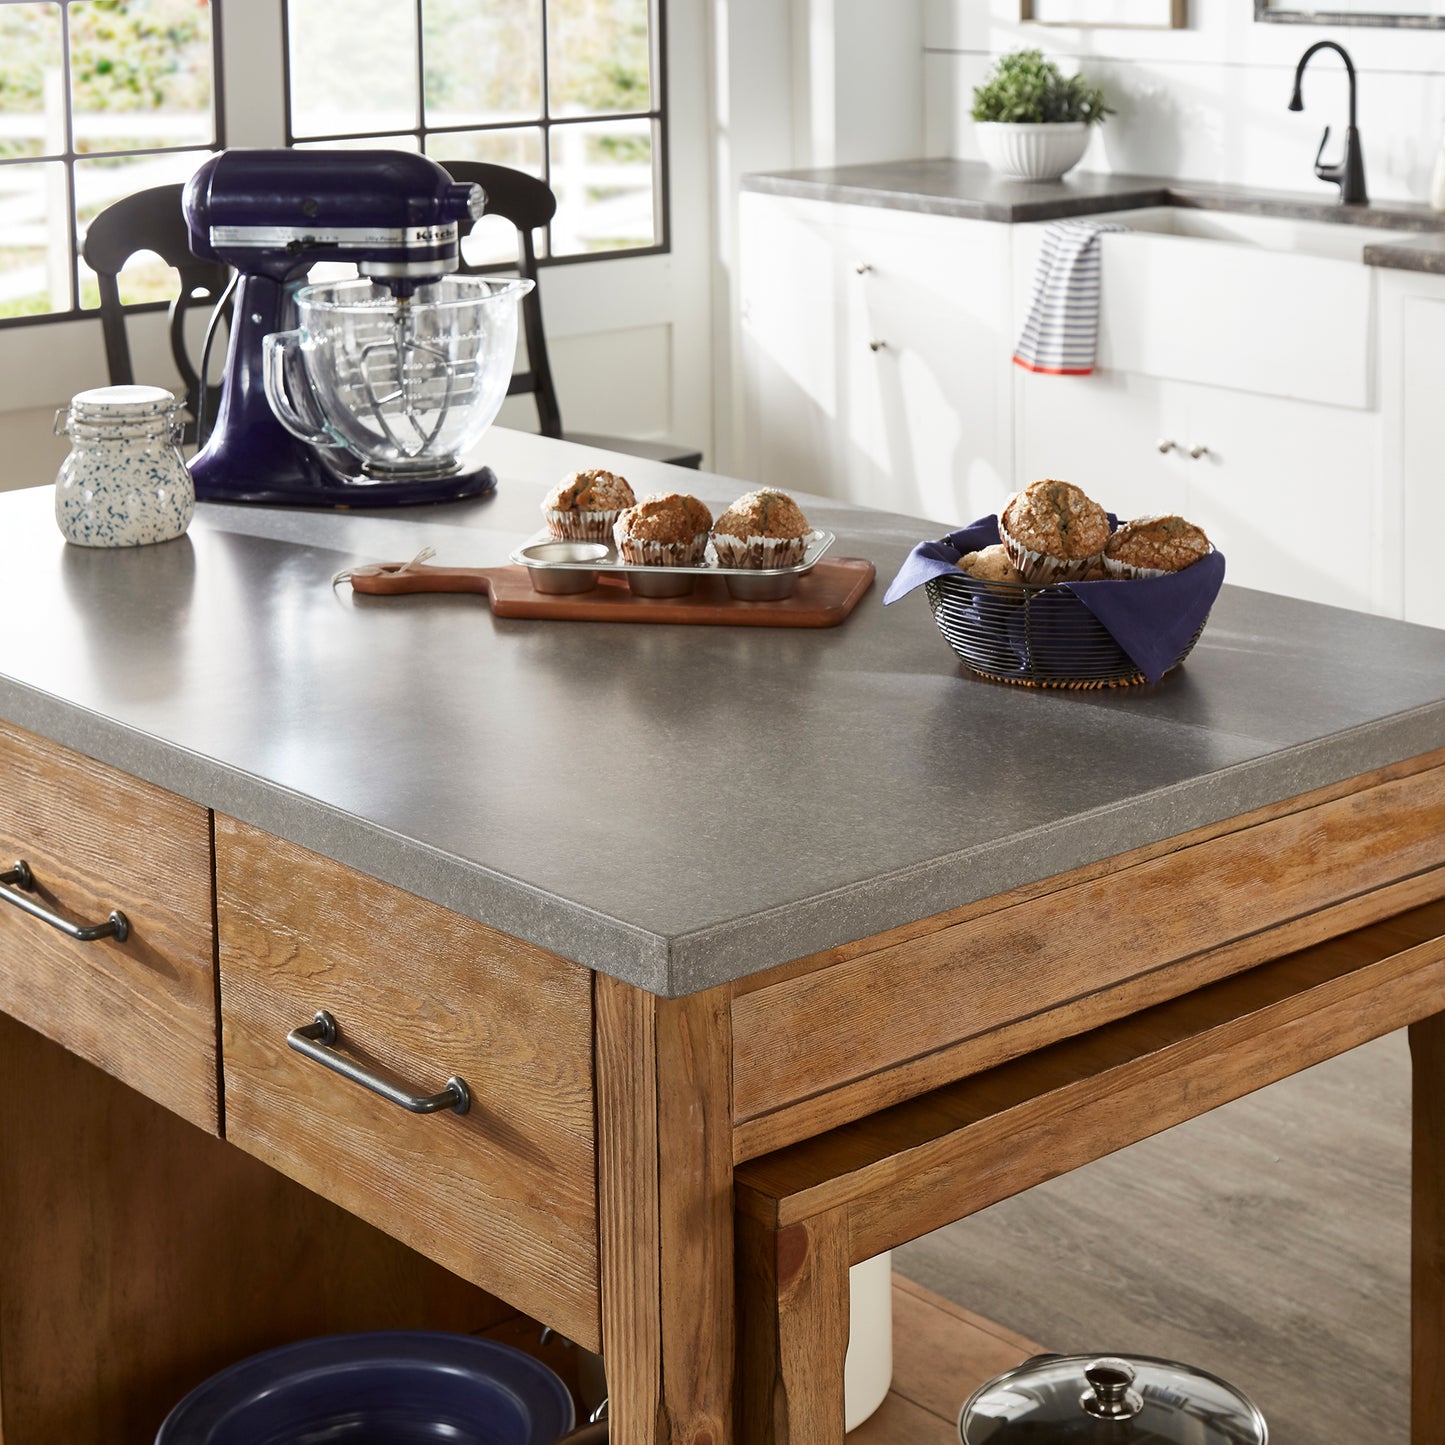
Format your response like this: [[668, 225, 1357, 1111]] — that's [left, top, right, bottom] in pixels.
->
[[441, 160, 703, 470], [82, 182, 231, 445]]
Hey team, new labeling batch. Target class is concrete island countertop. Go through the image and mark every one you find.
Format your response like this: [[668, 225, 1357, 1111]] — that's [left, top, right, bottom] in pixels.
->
[[742, 158, 1445, 272], [2, 427, 1444, 996]]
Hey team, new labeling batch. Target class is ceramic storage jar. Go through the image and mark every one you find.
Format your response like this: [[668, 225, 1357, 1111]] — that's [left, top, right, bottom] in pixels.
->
[[54, 385, 195, 547]]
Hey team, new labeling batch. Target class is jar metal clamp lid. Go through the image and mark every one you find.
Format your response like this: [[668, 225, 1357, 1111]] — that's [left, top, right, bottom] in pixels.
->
[[54, 385, 182, 438]]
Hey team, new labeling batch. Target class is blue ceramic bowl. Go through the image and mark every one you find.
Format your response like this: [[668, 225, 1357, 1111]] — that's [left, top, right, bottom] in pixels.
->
[[155, 1331, 576, 1445]]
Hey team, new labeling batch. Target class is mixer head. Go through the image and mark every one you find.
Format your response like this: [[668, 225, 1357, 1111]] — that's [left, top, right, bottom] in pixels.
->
[[183, 148, 484, 289]]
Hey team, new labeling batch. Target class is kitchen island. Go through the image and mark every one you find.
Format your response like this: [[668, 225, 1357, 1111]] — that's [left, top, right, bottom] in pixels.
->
[[1, 427, 1443, 1444]]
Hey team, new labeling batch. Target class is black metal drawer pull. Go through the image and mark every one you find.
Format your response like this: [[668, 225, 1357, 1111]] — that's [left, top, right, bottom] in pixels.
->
[[0, 860, 129, 943], [286, 1010, 471, 1116]]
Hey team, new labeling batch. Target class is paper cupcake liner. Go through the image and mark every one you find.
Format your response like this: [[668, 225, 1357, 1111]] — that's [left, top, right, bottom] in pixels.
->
[[711, 531, 808, 570], [612, 524, 709, 567], [998, 519, 1101, 584], [1102, 543, 1213, 582], [544, 508, 621, 543]]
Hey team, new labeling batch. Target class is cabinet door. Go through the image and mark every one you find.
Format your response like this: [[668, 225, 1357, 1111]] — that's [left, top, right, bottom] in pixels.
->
[[741, 194, 1014, 525], [1181, 386, 1377, 613], [1402, 295, 1445, 629], [740, 193, 846, 499], [1014, 368, 1187, 523], [836, 208, 1013, 525]]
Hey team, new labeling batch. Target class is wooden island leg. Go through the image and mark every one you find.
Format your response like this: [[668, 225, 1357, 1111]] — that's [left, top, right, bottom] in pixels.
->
[[1412, 1009, 1445, 1443], [736, 1207, 849, 1445], [595, 975, 736, 1445]]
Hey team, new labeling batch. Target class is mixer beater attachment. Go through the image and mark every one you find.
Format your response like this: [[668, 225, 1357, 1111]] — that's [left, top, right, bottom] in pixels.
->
[[358, 295, 463, 460]]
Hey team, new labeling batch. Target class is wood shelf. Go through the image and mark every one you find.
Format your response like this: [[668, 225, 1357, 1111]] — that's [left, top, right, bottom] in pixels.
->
[[852, 1276, 1044, 1444]]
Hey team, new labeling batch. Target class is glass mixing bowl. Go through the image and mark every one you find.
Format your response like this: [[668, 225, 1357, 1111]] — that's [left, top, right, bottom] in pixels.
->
[[263, 275, 532, 481]]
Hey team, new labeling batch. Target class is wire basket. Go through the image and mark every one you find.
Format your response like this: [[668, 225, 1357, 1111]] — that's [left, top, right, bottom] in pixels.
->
[[924, 571, 1208, 689]]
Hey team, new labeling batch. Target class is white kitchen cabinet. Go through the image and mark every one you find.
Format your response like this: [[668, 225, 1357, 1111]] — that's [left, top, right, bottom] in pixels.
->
[[1016, 365, 1376, 611], [739, 183, 1425, 619], [1015, 369, 1188, 524], [1378, 271, 1445, 630], [1181, 385, 1377, 614], [740, 192, 1013, 525]]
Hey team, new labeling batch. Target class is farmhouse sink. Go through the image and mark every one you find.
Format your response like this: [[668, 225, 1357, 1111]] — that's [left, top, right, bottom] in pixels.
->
[[1036, 205, 1415, 407], [1100, 205, 1416, 263]]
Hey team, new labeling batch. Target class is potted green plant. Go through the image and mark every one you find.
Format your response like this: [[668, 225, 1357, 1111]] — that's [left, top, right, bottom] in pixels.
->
[[971, 49, 1112, 181]]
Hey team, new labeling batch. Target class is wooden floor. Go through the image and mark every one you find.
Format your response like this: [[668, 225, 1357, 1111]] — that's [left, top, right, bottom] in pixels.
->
[[895, 1031, 1410, 1445]]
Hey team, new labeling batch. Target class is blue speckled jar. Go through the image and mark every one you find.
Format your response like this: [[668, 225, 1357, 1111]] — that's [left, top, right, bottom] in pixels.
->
[[54, 385, 195, 548]]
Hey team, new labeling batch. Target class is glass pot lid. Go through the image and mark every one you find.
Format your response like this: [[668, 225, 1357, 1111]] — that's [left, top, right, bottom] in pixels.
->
[[958, 1354, 1268, 1445]]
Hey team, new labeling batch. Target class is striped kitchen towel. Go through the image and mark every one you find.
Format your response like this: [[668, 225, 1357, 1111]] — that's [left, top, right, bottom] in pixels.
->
[[1013, 219, 1127, 376]]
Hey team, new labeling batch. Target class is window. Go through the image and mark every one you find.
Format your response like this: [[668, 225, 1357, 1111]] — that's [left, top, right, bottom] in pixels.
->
[[282, 0, 667, 264], [0, 0, 220, 322]]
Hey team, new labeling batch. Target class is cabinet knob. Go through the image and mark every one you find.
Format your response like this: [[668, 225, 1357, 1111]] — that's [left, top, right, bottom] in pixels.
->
[[1188, 443, 1210, 460], [855, 262, 873, 275], [869, 338, 887, 352], [1157, 438, 1178, 454]]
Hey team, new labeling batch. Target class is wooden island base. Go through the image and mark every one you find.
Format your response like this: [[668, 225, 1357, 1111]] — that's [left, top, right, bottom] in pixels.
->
[[0, 1009, 1032, 1445], [2, 725, 1445, 1445]]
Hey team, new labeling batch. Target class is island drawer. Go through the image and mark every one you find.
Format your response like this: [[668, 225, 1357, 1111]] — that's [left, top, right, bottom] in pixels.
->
[[214, 817, 601, 1350], [731, 757, 1445, 1158], [0, 720, 218, 1131]]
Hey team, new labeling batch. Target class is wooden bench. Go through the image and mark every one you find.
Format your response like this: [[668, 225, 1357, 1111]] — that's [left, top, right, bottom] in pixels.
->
[[734, 898, 1445, 1445]]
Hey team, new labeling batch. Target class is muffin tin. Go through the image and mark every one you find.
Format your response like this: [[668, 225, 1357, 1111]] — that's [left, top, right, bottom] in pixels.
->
[[512, 528, 836, 602]]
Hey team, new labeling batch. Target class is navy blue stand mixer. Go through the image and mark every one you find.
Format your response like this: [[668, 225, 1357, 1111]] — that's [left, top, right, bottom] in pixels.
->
[[184, 149, 529, 508]]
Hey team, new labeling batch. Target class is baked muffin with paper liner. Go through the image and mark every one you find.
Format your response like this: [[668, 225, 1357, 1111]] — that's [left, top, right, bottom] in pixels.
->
[[612, 492, 713, 566], [957, 544, 1024, 599], [998, 479, 1109, 583], [542, 468, 636, 542], [1104, 514, 1212, 579], [711, 488, 812, 568]]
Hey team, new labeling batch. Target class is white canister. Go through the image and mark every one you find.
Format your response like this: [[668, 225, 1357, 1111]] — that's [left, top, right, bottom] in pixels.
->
[[54, 384, 196, 547]]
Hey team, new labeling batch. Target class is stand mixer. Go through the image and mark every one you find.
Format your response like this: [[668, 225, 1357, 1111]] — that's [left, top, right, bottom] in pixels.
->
[[184, 149, 528, 507]]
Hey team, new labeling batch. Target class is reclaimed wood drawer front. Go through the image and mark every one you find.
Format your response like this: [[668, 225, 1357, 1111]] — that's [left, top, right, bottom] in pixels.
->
[[214, 817, 600, 1350], [732, 758, 1445, 1159], [0, 721, 217, 1131]]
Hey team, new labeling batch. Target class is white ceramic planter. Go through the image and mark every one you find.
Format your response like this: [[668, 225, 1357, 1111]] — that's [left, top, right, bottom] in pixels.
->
[[975, 121, 1089, 182]]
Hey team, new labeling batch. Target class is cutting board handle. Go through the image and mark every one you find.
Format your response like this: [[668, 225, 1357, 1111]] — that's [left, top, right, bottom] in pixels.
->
[[347, 560, 497, 597]]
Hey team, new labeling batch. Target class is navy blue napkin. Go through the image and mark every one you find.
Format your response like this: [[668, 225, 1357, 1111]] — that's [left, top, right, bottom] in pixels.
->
[[884, 515, 1226, 686]]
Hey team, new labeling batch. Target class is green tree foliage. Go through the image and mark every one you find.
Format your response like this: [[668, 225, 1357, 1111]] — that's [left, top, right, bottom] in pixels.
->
[[0, 1, 211, 117], [971, 48, 1111, 127]]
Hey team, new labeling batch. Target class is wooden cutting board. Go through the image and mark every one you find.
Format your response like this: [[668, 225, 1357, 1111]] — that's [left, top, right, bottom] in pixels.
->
[[347, 558, 875, 627]]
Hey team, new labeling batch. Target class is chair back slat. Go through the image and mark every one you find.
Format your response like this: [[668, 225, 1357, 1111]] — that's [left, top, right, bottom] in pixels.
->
[[440, 161, 565, 439], [81, 182, 231, 442]]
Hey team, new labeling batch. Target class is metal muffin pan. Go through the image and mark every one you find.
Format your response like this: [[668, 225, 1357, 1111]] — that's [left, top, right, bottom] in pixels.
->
[[512, 528, 836, 601]]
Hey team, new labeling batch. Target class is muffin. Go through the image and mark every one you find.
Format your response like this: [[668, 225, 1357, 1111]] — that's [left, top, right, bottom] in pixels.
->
[[1104, 515, 1212, 579], [958, 544, 1022, 587], [543, 469, 636, 542], [998, 479, 1109, 584], [613, 492, 713, 567], [712, 488, 812, 569]]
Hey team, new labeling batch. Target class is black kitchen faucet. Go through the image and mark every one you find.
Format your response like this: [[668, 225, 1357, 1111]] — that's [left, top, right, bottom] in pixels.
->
[[1289, 39, 1367, 205]]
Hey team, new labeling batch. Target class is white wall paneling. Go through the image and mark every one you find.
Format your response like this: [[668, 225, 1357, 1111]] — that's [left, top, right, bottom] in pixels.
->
[[924, 0, 1445, 202]]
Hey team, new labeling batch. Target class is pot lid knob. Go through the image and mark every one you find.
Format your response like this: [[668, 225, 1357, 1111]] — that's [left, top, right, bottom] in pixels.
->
[[1081, 1358, 1144, 1420]]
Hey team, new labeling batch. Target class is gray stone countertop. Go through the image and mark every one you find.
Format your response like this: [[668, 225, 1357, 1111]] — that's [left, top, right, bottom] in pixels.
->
[[3, 428, 1445, 996], [742, 158, 1445, 271]]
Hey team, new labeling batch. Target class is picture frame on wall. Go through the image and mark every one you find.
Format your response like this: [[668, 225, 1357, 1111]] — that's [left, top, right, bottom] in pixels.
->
[[1020, 0, 1186, 26], [1254, 0, 1445, 26]]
